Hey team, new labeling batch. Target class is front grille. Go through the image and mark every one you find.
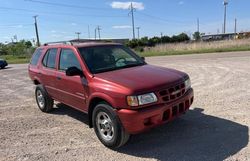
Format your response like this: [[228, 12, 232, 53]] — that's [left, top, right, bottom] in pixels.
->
[[158, 82, 185, 103]]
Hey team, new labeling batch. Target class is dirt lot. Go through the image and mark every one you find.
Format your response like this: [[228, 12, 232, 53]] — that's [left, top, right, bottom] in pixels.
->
[[0, 51, 250, 161]]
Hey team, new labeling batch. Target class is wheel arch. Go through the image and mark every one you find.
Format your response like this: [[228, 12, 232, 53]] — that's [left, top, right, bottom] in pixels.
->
[[88, 94, 116, 128]]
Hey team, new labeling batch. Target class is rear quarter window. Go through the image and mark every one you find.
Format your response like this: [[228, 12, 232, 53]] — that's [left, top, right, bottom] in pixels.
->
[[42, 48, 58, 69], [30, 48, 42, 65]]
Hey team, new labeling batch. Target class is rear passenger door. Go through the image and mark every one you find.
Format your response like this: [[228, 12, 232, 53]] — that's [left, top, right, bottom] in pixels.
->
[[40, 48, 59, 99], [55, 48, 87, 111]]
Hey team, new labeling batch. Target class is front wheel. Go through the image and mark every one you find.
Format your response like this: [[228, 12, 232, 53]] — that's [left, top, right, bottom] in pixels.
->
[[35, 85, 54, 112], [92, 103, 130, 148]]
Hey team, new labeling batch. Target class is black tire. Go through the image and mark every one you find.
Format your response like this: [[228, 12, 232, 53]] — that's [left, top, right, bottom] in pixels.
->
[[92, 103, 130, 148], [35, 85, 54, 112]]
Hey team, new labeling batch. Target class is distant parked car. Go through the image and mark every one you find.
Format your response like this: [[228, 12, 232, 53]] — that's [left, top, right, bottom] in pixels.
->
[[0, 59, 8, 69]]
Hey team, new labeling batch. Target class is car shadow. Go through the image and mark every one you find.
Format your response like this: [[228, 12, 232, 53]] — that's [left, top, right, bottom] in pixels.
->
[[117, 108, 249, 161], [50, 105, 248, 161], [0, 66, 12, 70], [51, 103, 89, 125]]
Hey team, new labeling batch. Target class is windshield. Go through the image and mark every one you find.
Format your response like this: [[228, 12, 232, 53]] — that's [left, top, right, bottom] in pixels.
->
[[78, 45, 145, 74]]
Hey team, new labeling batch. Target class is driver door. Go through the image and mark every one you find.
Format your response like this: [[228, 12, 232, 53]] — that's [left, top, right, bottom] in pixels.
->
[[54, 48, 87, 112]]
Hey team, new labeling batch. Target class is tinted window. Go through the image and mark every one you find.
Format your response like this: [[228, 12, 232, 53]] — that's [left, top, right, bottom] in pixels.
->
[[30, 48, 42, 65], [42, 48, 57, 69], [59, 49, 81, 71]]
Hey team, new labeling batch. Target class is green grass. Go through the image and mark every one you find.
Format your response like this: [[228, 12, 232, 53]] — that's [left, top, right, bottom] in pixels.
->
[[138, 45, 250, 57], [0, 55, 31, 64]]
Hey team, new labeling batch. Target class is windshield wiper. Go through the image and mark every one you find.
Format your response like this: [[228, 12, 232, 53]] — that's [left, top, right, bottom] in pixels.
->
[[94, 63, 144, 74], [121, 62, 145, 69]]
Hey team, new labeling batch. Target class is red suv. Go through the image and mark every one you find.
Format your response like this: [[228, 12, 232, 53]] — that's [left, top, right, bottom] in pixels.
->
[[28, 41, 194, 148]]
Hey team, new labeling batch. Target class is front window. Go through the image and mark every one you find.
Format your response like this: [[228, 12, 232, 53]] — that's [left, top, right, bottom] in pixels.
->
[[78, 45, 145, 74], [59, 49, 81, 71]]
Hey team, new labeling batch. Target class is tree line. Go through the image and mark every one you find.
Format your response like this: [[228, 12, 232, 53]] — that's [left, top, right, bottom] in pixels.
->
[[0, 40, 34, 56], [126, 32, 192, 49]]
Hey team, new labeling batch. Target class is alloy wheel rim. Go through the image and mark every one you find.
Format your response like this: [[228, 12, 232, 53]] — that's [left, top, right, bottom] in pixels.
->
[[36, 90, 45, 108], [96, 111, 114, 141]]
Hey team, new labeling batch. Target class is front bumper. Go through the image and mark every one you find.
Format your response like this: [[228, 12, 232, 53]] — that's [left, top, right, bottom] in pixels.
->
[[116, 88, 194, 134]]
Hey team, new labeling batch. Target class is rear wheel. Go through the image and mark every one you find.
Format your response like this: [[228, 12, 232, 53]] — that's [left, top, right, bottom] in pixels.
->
[[92, 103, 130, 148], [35, 85, 54, 112]]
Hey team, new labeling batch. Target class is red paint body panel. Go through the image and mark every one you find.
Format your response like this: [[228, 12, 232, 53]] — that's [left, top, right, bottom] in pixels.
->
[[28, 43, 194, 134], [117, 89, 193, 134]]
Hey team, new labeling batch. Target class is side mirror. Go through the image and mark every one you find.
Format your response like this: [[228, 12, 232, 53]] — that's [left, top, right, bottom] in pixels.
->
[[141, 57, 145, 61], [66, 66, 84, 77]]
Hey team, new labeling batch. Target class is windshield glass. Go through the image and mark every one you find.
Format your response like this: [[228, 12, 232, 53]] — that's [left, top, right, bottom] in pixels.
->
[[78, 45, 145, 74]]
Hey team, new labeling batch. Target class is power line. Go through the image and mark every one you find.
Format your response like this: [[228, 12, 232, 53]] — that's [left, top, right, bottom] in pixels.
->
[[0, 6, 127, 18], [137, 12, 192, 24], [24, 0, 110, 11]]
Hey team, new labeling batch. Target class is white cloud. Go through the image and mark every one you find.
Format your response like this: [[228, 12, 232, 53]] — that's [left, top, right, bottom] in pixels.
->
[[71, 23, 77, 26], [178, 1, 184, 5], [112, 25, 132, 29], [111, 1, 144, 10], [51, 30, 56, 33]]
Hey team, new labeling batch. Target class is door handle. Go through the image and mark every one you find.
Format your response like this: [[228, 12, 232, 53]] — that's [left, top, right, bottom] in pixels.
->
[[56, 76, 61, 80]]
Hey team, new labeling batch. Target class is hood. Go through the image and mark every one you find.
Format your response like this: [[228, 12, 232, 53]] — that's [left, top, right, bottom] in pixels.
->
[[94, 64, 188, 94]]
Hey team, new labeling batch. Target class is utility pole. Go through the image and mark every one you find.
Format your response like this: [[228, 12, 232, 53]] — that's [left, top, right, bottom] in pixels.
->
[[160, 32, 163, 44], [75, 32, 81, 41], [223, 0, 228, 34], [136, 27, 140, 39], [88, 25, 90, 39], [197, 18, 200, 33], [13, 35, 18, 42], [234, 18, 237, 34], [129, 2, 136, 40], [96, 26, 101, 40], [33, 15, 40, 46], [234, 18, 237, 39], [95, 28, 97, 40]]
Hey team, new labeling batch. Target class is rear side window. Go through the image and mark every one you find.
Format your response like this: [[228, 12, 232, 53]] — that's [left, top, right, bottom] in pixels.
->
[[30, 48, 42, 65], [42, 48, 58, 69], [59, 49, 81, 71]]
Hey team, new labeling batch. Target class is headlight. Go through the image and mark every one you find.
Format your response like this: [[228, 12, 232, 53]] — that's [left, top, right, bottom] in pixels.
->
[[127, 92, 158, 107], [185, 78, 191, 91]]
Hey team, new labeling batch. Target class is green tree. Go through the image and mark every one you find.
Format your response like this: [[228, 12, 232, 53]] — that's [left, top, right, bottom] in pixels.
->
[[25, 41, 33, 48], [193, 31, 201, 41]]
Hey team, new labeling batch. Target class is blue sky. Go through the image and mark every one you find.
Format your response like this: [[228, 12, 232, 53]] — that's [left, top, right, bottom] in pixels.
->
[[0, 0, 250, 43]]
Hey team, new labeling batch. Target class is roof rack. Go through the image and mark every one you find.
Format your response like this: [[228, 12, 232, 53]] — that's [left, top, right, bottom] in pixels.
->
[[43, 41, 73, 46], [43, 39, 115, 46]]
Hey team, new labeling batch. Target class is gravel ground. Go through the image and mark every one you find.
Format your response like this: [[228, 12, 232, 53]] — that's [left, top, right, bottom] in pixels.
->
[[0, 51, 249, 161]]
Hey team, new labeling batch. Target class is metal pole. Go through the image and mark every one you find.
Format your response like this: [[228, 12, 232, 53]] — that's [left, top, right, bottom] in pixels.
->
[[197, 18, 200, 33], [88, 25, 90, 39], [234, 18, 237, 34], [95, 28, 97, 40], [223, 0, 228, 34], [33, 15, 40, 46], [75, 32, 81, 41], [130, 3, 135, 40], [97, 26, 101, 40], [136, 27, 140, 39]]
